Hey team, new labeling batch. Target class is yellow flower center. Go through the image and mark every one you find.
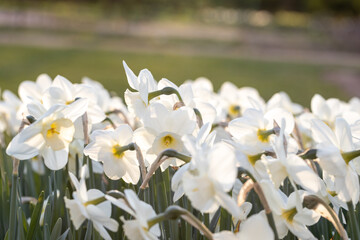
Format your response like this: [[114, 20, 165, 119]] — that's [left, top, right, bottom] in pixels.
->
[[47, 123, 60, 137], [112, 144, 125, 159], [228, 104, 240, 117], [327, 190, 337, 197], [281, 207, 297, 224], [162, 135, 173, 147], [257, 129, 272, 143], [247, 153, 262, 166], [65, 100, 74, 105]]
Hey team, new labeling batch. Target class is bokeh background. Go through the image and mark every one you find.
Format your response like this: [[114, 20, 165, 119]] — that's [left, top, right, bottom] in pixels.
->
[[0, 0, 360, 106]]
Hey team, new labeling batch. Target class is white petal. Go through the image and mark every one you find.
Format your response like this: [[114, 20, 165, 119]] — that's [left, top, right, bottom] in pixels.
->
[[286, 155, 323, 194], [123, 61, 139, 90], [42, 147, 69, 170], [237, 213, 274, 240], [6, 124, 44, 159], [335, 118, 354, 152], [311, 119, 338, 146]]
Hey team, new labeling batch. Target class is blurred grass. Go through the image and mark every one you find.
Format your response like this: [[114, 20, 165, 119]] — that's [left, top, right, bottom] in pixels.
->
[[0, 44, 352, 107]]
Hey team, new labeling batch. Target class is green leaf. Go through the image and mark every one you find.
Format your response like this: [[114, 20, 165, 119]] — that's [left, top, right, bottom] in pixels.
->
[[17, 207, 26, 240], [50, 218, 62, 240], [26, 191, 44, 240], [57, 228, 70, 240], [44, 223, 50, 240], [8, 175, 19, 240]]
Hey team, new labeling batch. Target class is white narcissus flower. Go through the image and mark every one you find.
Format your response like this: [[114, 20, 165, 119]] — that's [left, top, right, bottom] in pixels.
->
[[123, 61, 159, 119], [40, 75, 106, 139], [312, 118, 360, 203], [219, 82, 266, 119], [260, 181, 319, 239], [6, 99, 87, 170], [64, 170, 118, 240], [106, 189, 160, 240], [68, 139, 103, 177], [157, 79, 217, 124], [18, 73, 52, 104], [267, 91, 303, 115], [228, 108, 294, 154], [179, 141, 241, 217], [172, 122, 216, 201], [123, 61, 158, 105], [258, 123, 325, 194], [134, 102, 196, 170], [311, 94, 344, 128], [213, 213, 274, 240], [30, 156, 45, 175], [0, 90, 25, 135], [84, 124, 140, 184]]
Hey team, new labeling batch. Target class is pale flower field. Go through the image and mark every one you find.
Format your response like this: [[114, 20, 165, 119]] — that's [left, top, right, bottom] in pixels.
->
[[1, 60, 360, 240]]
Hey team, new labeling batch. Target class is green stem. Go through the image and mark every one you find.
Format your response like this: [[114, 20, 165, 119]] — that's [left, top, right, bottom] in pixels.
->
[[8, 174, 18, 240], [84, 220, 92, 240], [347, 201, 360, 240], [147, 205, 213, 240], [266, 212, 279, 240], [238, 167, 279, 240], [87, 156, 95, 188], [148, 87, 184, 104]]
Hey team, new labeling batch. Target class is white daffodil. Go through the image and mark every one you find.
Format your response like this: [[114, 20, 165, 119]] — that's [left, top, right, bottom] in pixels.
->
[[18, 73, 52, 104], [84, 124, 140, 184], [30, 156, 45, 175], [267, 91, 303, 115], [260, 181, 319, 239], [41, 75, 106, 139], [180, 141, 241, 217], [157, 79, 217, 124], [82, 77, 135, 130], [259, 123, 325, 194], [6, 99, 87, 170], [213, 213, 274, 240], [228, 108, 294, 154], [219, 82, 265, 119], [0, 90, 25, 135], [106, 189, 160, 240], [310, 94, 345, 128], [172, 122, 216, 201], [123, 61, 160, 119], [64, 170, 118, 240], [186, 77, 225, 123], [311, 118, 360, 203], [68, 139, 103, 177], [134, 102, 196, 170]]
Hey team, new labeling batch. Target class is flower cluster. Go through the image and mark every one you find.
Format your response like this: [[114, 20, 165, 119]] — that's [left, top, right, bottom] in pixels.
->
[[2, 61, 360, 240]]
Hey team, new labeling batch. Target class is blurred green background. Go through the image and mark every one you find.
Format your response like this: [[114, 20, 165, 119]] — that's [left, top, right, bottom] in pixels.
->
[[0, 0, 360, 107]]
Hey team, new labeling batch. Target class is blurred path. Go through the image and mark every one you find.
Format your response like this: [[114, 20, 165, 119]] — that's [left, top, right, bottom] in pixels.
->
[[1, 9, 360, 67], [0, 8, 360, 96]]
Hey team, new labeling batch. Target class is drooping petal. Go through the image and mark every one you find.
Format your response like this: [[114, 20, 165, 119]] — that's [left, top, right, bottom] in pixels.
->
[[335, 118, 354, 152], [286, 155, 324, 194], [42, 147, 69, 170], [6, 124, 44, 160]]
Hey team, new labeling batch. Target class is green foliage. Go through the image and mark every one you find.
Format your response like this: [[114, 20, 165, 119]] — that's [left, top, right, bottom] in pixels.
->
[[0, 45, 352, 107]]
